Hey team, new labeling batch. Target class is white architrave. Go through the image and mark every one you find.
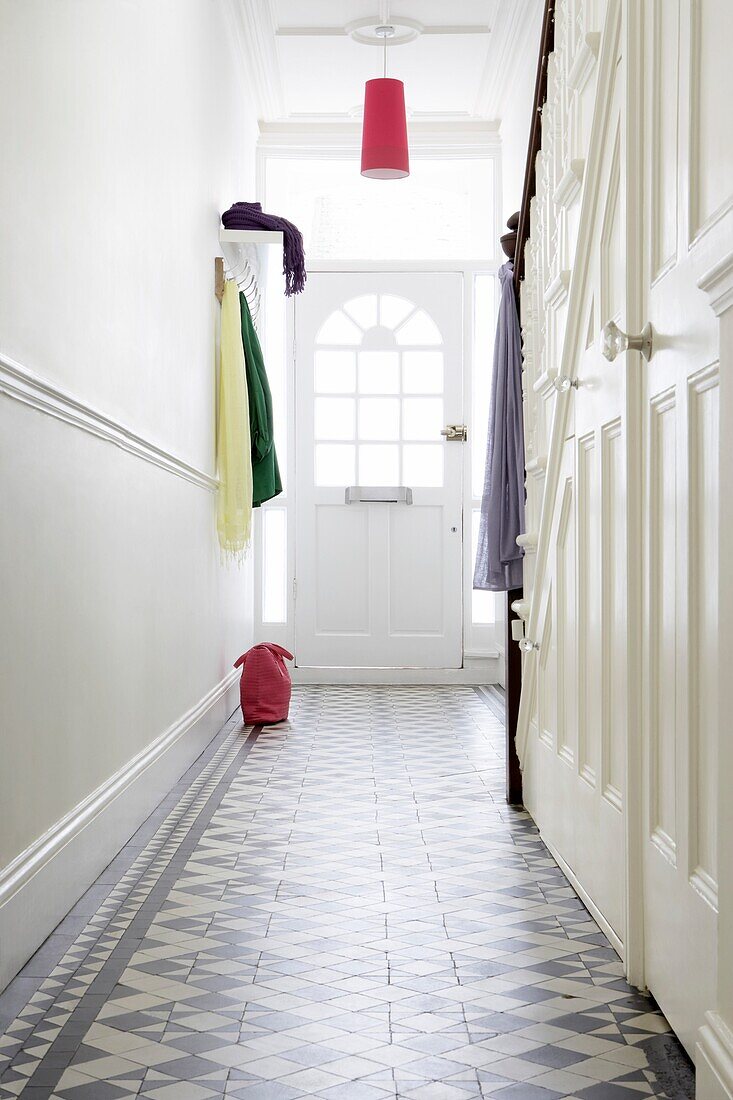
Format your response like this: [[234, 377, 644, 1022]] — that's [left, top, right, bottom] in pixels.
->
[[695, 248, 733, 1099]]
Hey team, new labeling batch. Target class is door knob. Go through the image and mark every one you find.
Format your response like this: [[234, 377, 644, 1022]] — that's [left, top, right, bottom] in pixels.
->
[[518, 638, 540, 652], [601, 320, 653, 362], [552, 375, 578, 392], [441, 424, 468, 442]]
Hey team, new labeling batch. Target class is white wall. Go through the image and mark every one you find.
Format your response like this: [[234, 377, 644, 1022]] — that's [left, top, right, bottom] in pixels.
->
[[498, 14, 543, 229], [0, 0, 257, 988]]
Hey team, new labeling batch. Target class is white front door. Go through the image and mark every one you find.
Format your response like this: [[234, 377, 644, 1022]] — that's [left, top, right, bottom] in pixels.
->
[[294, 272, 464, 668]]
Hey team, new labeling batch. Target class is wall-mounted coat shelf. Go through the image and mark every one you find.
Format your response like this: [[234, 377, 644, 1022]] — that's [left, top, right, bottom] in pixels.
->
[[215, 229, 284, 327]]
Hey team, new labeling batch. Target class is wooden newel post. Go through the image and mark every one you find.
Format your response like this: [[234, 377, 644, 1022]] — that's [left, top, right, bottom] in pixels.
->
[[505, 586, 524, 805]]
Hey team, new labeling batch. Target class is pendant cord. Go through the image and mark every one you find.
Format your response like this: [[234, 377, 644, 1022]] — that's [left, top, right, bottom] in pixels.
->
[[383, 32, 387, 78]]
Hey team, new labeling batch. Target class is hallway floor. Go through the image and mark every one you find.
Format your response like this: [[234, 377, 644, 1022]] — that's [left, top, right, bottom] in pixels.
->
[[0, 687, 693, 1100]]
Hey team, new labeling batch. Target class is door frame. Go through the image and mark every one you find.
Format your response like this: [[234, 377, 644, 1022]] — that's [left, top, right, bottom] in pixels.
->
[[254, 259, 503, 682], [622, 0, 646, 993]]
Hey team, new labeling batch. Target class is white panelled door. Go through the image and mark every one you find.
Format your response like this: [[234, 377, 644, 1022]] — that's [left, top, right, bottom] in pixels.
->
[[294, 272, 464, 668], [638, 0, 720, 1055]]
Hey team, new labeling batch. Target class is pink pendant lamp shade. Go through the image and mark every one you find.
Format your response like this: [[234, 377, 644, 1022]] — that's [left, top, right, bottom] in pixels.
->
[[361, 77, 409, 179]]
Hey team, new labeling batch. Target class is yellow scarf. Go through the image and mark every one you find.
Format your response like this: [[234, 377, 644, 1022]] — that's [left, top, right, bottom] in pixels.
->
[[216, 280, 253, 557]]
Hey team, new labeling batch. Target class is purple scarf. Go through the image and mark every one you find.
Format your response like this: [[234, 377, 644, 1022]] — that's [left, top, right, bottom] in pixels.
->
[[221, 202, 306, 297]]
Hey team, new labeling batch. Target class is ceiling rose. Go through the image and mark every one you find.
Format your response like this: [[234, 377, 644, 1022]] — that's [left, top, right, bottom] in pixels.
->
[[346, 16, 423, 47]]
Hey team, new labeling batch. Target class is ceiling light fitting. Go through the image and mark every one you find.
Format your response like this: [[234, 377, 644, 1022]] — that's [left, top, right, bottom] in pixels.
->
[[360, 12, 410, 179]]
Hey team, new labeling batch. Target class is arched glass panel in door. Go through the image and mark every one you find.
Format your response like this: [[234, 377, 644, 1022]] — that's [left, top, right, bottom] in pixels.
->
[[314, 294, 445, 489]]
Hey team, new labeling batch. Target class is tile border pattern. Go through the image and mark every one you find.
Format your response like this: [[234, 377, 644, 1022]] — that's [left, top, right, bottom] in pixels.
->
[[0, 719, 260, 1097], [0, 687, 695, 1100]]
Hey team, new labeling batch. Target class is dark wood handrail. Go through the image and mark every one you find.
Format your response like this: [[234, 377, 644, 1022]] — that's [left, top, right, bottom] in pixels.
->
[[504, 0, 556, 808], [513, 0, 557, 296]]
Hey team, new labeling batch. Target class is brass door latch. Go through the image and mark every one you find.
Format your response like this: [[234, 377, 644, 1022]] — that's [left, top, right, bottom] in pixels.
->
[[440, 424, 468, 442]]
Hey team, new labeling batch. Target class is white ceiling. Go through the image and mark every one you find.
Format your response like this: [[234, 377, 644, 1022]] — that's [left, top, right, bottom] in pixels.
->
[[234, 0, 543, 128], [276, 0, 494, 26]]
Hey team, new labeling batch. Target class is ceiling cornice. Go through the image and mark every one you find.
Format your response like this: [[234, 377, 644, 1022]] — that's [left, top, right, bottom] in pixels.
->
[[258, 118, 501, 157], [275, 24, 492, 38], [474, 0, 544, 119], [280, 109, 500, 124], [226, 0, 285, 121], [228, 0, 538, 129]]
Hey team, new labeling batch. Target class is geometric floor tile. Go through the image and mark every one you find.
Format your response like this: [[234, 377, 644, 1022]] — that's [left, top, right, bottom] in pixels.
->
[[0, 687, 694, 1098]]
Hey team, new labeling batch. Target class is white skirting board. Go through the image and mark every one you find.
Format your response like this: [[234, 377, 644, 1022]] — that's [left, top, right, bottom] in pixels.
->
[[697, 1013, 733, 1100], [0, 670, 240, 994], [542, 833, 625, 962]]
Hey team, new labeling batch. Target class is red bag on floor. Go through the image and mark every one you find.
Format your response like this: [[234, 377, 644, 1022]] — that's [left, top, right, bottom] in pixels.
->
[[234, 643, 294, 724]]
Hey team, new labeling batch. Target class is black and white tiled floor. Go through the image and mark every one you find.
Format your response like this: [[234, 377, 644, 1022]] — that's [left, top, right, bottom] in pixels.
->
[[0, 687, 694, 1099]]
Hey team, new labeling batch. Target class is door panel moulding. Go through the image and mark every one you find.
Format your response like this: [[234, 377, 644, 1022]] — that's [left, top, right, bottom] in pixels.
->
[[697, 1012, 733, 1100]]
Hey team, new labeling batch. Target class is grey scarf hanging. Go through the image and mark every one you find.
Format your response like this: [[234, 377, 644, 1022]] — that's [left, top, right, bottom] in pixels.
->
[[473, 261, 525, 592]]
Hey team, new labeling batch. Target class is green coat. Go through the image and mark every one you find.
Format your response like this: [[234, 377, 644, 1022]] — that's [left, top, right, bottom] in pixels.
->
[[239, 293, 283, 507]]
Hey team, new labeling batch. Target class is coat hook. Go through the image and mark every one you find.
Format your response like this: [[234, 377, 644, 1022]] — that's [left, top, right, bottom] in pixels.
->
[[214, 257, 225, 304]]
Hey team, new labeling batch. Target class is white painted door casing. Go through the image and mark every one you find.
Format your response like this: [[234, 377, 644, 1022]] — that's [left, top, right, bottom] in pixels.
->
[[294, 272, 464, 669]]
